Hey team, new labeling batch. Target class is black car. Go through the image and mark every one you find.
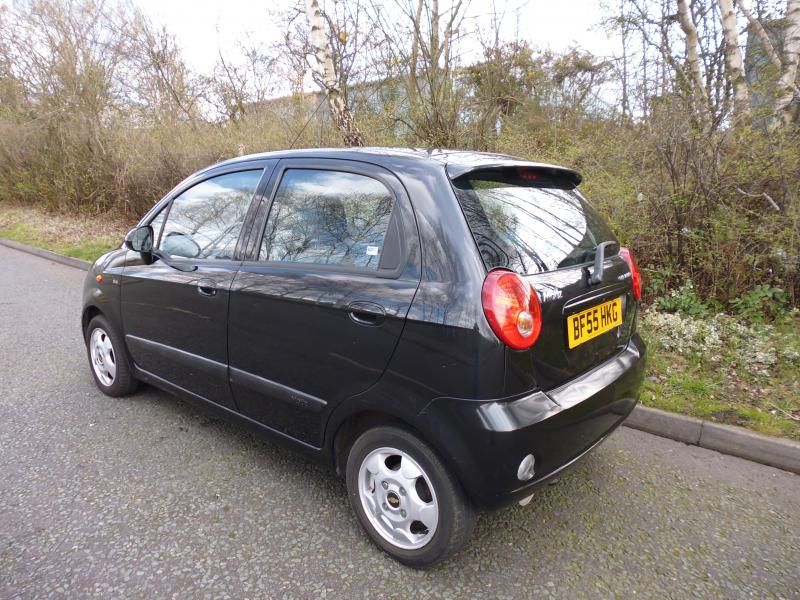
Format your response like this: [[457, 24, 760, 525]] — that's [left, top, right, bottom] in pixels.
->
[[82, 148, 646, 566]]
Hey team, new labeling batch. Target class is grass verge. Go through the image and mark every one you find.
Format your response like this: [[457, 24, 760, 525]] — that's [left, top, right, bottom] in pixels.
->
[[0, 204, 131, 262], [640, 310, 800, 441]]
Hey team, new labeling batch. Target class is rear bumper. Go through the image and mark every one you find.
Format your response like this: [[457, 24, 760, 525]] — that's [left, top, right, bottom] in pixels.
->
[[417, 333, 646, 509]]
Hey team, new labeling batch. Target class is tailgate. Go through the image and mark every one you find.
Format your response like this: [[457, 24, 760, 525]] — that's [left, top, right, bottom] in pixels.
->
[[519, 258, 637, 390], [450, 164, 637, 391]]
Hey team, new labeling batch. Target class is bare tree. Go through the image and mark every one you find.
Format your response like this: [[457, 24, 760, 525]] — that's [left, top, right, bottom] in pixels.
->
[[737, 0, 800, 127], [0, 0, 125, 127], [375, 0, 471, 146], [717, 0, 750, 120], [465, 41, 536, 149], [121, 10, 203, 129], [773, 0, 800, 126], [210, 37, 279, 122], [611, 0, 800, 129], [305, 0, 365, 147], [677, 0, 713, 130]]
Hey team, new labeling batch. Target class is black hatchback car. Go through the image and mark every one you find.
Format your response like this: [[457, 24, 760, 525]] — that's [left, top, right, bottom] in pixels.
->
[[82, 148, 646, 566]]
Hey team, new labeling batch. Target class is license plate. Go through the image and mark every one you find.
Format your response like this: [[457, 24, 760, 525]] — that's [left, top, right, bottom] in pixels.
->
[[566, 297, 623, 349]]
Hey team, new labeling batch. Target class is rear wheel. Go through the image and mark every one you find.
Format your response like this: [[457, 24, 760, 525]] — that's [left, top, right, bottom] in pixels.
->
[[345, 425, 475, 567], [85, 315, 138, 397]]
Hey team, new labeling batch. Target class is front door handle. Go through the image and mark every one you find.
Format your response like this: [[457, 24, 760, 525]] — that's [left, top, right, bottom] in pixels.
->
[[197, 279, 217, 297], [348, 301, 386, 326]]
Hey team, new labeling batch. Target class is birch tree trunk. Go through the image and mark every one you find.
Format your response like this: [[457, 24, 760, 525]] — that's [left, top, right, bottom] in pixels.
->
[[676, 0, 712, 131], [774, 0, 800, 127], [739, 2, 783, 73], [305, 0, 365, 147], [717, 0, 750, 121]]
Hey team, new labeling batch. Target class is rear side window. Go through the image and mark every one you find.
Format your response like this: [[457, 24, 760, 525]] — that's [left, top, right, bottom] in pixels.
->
[[259, 169, 394, 270], [159, 170, 263, 260], [452, 169, 616, 274]]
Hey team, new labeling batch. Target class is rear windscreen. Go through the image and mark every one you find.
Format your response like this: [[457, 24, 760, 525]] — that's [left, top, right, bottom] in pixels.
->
[[452, 169, 617, 275]]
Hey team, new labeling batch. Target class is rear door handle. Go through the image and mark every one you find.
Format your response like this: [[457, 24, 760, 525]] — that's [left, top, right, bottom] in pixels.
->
[[197, 279, 217, 297], [348, 301, 386, 326]]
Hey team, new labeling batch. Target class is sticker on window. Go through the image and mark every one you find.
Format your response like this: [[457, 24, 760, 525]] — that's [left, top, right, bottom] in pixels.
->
[[366, 246, 380, 256]]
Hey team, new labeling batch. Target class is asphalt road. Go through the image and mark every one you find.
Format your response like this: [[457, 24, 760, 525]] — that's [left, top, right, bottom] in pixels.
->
[[1, 244, 799, 600]]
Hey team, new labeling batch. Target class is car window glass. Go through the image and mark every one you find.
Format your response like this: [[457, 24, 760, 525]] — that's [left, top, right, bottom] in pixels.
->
[[260, 169, 394, 270], [159, 170, 263, 259], [453, 171, 616, 274]]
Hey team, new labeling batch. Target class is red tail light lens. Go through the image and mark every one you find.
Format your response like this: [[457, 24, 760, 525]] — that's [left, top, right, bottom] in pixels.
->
[[481, 269, 542, 350], [619, 246, 642, 301]]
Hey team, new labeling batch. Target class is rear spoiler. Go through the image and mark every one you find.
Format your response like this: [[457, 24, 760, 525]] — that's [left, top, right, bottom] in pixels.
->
[[445, 160, 582, 187]]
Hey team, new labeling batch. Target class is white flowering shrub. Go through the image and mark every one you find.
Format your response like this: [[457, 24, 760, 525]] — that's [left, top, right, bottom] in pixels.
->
[[640, 309, 797, 376]]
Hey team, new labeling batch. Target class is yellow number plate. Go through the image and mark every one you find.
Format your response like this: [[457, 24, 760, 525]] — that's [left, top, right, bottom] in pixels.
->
[[567, 297, 623, 349]]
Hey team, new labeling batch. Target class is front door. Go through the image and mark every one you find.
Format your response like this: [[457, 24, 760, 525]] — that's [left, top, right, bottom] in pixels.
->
[[121, 167, 268, 409], [228, 160, 421, 446]]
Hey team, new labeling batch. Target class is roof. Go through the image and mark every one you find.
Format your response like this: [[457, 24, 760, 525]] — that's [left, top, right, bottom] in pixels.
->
[[206, 147, 583, 186]]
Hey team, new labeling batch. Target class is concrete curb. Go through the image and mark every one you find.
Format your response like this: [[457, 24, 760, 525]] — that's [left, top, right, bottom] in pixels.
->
[[624, 405, 800, 474], [0, 237, 92, 270]]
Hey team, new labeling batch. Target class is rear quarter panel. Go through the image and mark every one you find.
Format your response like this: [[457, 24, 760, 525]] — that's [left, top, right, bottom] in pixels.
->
[[389, 160, 508, 400]]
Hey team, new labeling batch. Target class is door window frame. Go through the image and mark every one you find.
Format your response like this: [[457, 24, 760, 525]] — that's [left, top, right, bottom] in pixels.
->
[[135, 159, 278, 265], [243, 158, 410, 279]]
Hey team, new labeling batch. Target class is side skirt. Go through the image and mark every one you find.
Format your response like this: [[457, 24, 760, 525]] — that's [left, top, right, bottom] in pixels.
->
[[132, 365, 326, 458]]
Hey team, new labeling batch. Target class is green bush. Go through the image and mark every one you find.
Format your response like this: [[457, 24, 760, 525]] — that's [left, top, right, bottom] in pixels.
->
[[654, 281, 712, 317], [730, 285, 789, 323], [0, 0, 797, 311]]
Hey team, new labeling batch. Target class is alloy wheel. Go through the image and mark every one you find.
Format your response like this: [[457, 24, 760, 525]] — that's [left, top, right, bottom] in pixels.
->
[[89, 328, 116, 387], [357, 446, 439, 550]]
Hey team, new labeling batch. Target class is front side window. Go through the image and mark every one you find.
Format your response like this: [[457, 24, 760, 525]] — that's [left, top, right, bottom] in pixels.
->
[[159, 170, 263, 260], [259, 169, 394, 270]]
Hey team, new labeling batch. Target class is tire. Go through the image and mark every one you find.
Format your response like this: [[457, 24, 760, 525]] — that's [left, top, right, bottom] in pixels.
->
[[345, 424, 475, 568], [85, 315, 138, 397]]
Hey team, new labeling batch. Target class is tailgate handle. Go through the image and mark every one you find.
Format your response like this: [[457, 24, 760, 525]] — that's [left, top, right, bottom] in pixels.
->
[[590, 241, 618, 285], [348, 301, 385, 326]]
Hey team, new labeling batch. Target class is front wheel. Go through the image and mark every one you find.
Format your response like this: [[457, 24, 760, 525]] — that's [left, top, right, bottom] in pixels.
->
[[85, 315, 138, 397], [345, 425, 475, 567]]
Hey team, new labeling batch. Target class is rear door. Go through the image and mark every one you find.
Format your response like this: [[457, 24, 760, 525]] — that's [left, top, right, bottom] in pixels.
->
[[227, 159, 420, 447], [121, 165, 272, 408], [451, 167, 637, 391]]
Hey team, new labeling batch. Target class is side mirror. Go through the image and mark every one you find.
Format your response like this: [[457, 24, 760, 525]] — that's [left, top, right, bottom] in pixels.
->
[[122, 224, 197, 272], [124, 225, 154, 254]]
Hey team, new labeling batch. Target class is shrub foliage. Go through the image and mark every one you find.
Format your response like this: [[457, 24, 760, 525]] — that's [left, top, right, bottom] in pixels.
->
[[0, 0, 798, 309]]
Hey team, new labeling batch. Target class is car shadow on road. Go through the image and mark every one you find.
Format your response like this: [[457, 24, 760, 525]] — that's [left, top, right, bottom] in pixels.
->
[[128, 382, 625, 579]]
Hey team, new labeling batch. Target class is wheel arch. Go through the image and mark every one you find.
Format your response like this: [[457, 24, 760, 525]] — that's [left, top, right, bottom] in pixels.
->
[[82, 305, 103, 339], [327, 402, 475, 506], [330, 409, 413, 477]]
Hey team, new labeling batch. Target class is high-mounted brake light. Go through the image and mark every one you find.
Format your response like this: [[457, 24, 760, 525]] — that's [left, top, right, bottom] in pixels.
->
[[619, 246, 643, 301], [481, 269, 542, 350], [516, 167, 539, 181]]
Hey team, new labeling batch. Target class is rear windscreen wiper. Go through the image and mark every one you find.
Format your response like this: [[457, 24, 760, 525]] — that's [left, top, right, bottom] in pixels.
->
[[590, 241, 618, 284]]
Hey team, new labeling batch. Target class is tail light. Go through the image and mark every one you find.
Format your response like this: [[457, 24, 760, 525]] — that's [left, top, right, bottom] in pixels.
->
[[619, 246, 642, 301], [481, 269, 542, 350]]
